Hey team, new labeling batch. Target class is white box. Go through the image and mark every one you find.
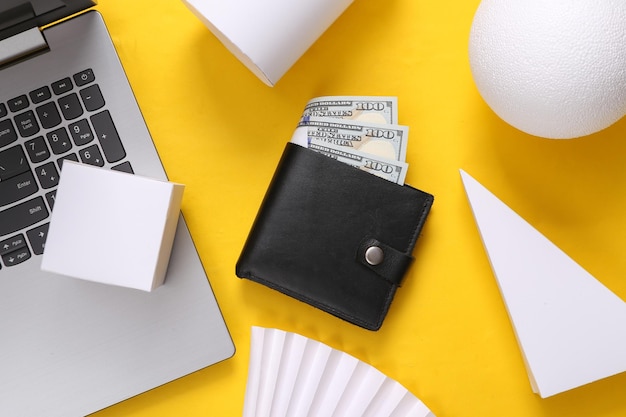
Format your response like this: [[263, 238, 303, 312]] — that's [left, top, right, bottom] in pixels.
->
[[182, 0, 355, 86], [41, 162, 184, 292]]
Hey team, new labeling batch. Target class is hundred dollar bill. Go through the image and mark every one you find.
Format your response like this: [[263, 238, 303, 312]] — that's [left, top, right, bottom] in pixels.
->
[[291, 116, 408, 162], [303, 140, 408, 185], [302, 96, 398, 125]]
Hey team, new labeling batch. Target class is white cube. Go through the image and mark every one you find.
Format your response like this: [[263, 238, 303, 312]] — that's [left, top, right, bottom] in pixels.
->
[[182, 0, 354, 86], [41, 162, 184, 292]]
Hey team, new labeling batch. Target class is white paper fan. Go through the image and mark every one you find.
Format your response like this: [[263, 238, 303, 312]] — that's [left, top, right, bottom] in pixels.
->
[[243, 327, 435, 417]]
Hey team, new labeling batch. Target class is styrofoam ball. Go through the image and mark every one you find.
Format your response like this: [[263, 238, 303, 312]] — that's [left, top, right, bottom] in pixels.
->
[[469, 0, 626, 139]]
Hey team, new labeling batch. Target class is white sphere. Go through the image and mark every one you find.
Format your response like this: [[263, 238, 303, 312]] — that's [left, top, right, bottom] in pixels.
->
[[468, 0, 626, 139]]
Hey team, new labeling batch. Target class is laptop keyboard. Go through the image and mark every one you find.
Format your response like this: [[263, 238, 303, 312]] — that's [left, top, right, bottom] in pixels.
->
[[0, 69, 133, 270]]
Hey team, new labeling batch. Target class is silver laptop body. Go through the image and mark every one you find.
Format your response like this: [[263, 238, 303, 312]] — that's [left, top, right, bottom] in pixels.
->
[[0, 2, 235, 416]]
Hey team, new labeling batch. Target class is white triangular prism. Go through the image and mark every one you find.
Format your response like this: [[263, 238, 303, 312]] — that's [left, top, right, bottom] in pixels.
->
[[460, 169, 626, 398]]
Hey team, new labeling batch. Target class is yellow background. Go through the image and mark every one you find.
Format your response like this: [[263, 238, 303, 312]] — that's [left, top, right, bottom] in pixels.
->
[[92, 0, 626, 416]]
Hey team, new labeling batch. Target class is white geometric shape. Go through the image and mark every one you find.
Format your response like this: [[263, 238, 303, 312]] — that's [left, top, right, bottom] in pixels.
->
[[243, 327, 435, 417], [41, 161, 184, 292], [182, 0, 354, 86], [460, 169, 626, 398]]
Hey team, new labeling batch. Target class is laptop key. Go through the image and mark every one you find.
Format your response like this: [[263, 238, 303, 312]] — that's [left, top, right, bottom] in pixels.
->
[[0, 233, 27, 256], [45, 190, 56, 211], [79, 144, 104, 166], [0, 196, 48, 236], [27, 223, 49, 255], [36, 101, 62, 129], [30, 86, 52, 104], [0, 103, 7, 118], [8, 95, 29, 112], [46, 127, 72, 155], [14, 110, 40, 137], [74, 68, 95, 87], [80, 84, 105, 112], [0, 118, 18, 148], [2, 246, 31, 267], [58, 93, 84, 120], [69, 118, 94, 146], [34, 162, 59, 189], [51, 77, 73, 95], [92, 110, 126, 162], [0, 171, 38, 207], [112, 161, 134, 174], [57, 153, 78, 170], [24, 136, 51, 163], [0, 145, 29, 180]]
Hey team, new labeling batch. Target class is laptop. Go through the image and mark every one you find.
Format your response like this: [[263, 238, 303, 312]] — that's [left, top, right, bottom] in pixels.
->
[[0, 1, 235, 416]]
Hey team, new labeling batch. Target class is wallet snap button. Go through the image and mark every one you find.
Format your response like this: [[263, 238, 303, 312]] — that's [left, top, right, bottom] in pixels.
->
[[365, 246, 384, 266]]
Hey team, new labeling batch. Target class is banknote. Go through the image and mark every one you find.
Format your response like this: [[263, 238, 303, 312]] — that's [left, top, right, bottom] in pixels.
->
[[304, 141, 408, 185], [291, 116, 408, 162], [302, 96, 398, 125]]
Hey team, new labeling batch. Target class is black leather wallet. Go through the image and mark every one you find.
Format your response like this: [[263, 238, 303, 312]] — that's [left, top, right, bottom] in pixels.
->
[[236, 143, 434, 330]]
